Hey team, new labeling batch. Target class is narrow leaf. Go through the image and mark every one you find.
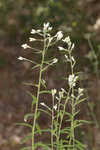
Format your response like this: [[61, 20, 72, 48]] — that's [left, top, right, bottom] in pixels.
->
[[24, 113, 34, 122], [15, 123, 32, 128]]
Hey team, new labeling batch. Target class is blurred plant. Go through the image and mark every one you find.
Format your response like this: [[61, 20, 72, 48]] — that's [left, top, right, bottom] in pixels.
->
[[17, 23, 88, 150], [85, 35, 100, 129], [86, 36, 100, 76]]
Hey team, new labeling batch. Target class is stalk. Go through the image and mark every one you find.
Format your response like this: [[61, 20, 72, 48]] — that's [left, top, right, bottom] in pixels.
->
[[32, 36, 46, 150], [68, 51, 75, 150]]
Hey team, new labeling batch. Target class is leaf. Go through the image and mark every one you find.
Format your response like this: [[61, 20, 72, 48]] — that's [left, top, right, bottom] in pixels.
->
[[20, 146, 31, 150], [24, 113, 34, 122], [15, 123, 32, 128], [36, 123, 42, 135], [75, 98, 87, 106], [78, 120, 91, 124], [65, 112, 72, 119], [38, 108, 51, 116], [75, 139, 86, 148], [34, 142, 51, 150], [41, 79, 46, 88], [73, 110, 80, 117], [31, 64, 40, 70], [21, 133, 32, 144], [23, 82, 38, 87], [39, 90, 51, 94], [36, 111, 40, 119], [27, 92, 37, 111]]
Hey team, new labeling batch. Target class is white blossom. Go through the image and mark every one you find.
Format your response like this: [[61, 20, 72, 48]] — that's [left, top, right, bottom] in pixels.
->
[[31, 29, 36, 34], [59, 91, 64, 99], [53, 104, 57, 110], [56, 31, 63, 41], [78, 88, 84, 94], [61, 88, 66, 93], [71, 43, 75, 50], [21, 44, 30, 49], [51, 89, 57, 96], [48, 27, 52, 31], [71, 56, 75, 62], [52, 58, 58, 64], [68, 74, 78, 87], [48, 37, 53, 43], [40, 102, 46, 107], [37, 29, 41, 33], [43, 22, 49, 31], [58, 46, 65, 51], [29, 37, 36, 42], [65, 54, 68, 60], [62, 36, 70, 43], [18, 56, 25, 61]]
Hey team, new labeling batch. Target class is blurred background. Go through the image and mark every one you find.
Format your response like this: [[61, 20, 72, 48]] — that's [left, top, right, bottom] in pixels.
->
[[0, 0, 100, 150]]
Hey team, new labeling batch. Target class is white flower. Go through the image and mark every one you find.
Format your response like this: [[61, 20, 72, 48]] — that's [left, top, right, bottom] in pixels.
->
[[78, 88, 84, 94], [71, 56, 75, 62], [61, 88, 66, 93], [31, 29, 41, 34], [53, 104, 57, 110], [40, 102, 46, 107], [48, 27, 52, 31], [48, 37, 53, 43], [29, 37, 36, 42], [62, 36, 70, 43], [43, 22, 50, 31], [71, 43, 75, 50], [53, 58, 58, 64], [68, 74, 78, 87], [21, 44, 30, 49], [18, 56, 25, 60], [31, 29, 36, 34], [65, 54, 68, 60], [62, 36, 72, 48], [56, 31, 63, 41], [59, 91, 64, 99], [37, 29, 41, 33], [58, 46, 65, 51], [51, 89, 57, 96]]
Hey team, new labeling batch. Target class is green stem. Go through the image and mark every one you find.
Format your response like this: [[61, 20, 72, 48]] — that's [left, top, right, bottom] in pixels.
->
[[68, 52, 75, 150], [51, 95, 54, 150], [57, 90, 70, 150], [32, 38, 46, 150]]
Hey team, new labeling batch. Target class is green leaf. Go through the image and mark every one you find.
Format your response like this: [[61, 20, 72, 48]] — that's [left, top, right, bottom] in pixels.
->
[[23, 82, 38, 88], [20, 146, 31, 150], [21, 133, 32, 144], [75, 98, 87, 106], [15, 123, 32, 128], [65, 112, 72, 119], [38, 108, 51, 116], [27, 92, 37, 111], [24, 113, 34, 122], [78, 120, 91, 124], [41, 79, 47, 88], [36, 111, 40, 119], [39, 90, 51, 94], [36, 123, 42, 135], [75, 139, 86, 148], [31, 64, 40, 70], [34, 142, 51, 150], [73, 110, 80, 117]]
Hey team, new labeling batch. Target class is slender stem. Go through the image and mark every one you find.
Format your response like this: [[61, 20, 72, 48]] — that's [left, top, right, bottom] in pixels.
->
[[68, 52, 75, 150], [51, 95, 54, 150], [32, 37, 46, 150], [57, 91, 70, 150]]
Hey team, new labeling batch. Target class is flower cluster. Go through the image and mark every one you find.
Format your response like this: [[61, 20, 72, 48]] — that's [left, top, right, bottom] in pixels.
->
[[68, 74, 78, 88]]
